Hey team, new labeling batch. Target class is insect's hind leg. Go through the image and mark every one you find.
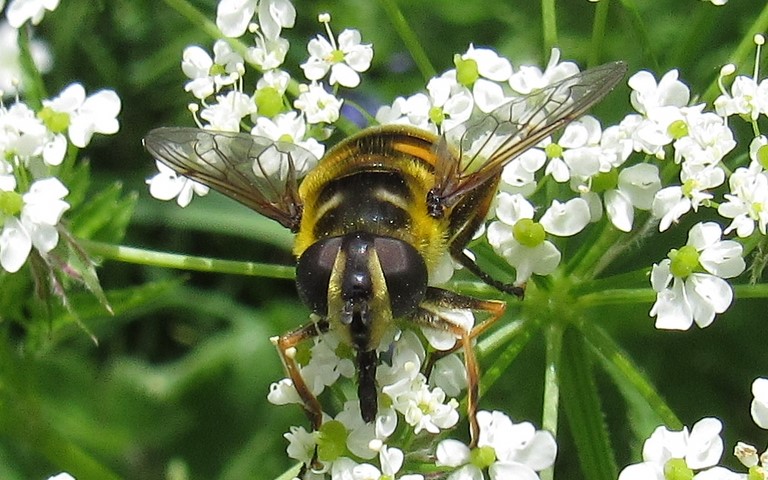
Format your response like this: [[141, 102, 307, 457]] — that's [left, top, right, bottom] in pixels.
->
[[412, 287, 506, 447]]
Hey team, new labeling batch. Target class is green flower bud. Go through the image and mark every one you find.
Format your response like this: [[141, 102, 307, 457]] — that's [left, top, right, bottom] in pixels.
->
[[0, 190, 23, 216], [454, 54, 479, 86], [668, 245, 700, 278], [667, 119, 689, 140], [316, 420, 347, 462], [429, 106, 446, 126], [663, 458, 693, 480], [591, 169, 619, 193], [513, 218, 546, 247], [38, 106, 70, 134], [756, 144, 768, 170], [545, 143, 564, 159], [470, 445, 496, 469], [255, 87, 284, 118]]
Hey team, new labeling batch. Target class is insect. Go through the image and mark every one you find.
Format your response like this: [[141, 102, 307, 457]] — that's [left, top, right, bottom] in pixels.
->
[[144, 61, 627, 446]]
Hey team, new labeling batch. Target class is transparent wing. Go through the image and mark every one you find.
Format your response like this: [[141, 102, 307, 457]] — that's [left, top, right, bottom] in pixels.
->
[[144, 127, 317, 232], [432, 61, 628, 210]]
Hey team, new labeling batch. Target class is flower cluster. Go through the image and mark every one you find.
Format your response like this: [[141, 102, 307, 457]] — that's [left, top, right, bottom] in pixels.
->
[[151, 0, 767, 477], [147, 2, 372, 205], [0, 82, 121, 273], [620, 377, 768, 480]]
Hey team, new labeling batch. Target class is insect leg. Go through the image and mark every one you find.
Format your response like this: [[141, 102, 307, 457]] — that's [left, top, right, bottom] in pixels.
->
[[271, 318, 330, 431], [452, 248, 525, 299], [414, 287, 506, 447]]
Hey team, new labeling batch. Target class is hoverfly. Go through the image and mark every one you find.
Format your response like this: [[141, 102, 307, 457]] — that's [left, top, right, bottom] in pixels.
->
[[144, 61, 627, 446]]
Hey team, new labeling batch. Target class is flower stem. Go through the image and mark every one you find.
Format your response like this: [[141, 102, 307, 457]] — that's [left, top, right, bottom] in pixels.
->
[[378, 0, 436, 81], [539, 322, 564, 480], [580, 321, 683, 429], [540, 0, 558, 56], [81, 239, 295, 279], [616, 0, 660, 71], [701, 1, 768, 104], [16, 25, 47, 110], [588, 0, 611, 66]]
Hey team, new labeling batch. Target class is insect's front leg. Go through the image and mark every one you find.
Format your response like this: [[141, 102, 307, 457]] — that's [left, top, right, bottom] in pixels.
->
[[412, 287, 506, 447], [271, 318, 330, 431]]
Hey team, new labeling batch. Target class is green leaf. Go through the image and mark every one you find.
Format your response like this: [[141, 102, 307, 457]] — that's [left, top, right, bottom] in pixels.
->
[[68, 182, 138, 244], [560, 327, 618, 480]]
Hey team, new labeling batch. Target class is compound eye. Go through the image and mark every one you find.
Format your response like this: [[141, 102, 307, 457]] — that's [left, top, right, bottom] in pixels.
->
[[296, 236, 342, 316], [373, 237, 428, 318]]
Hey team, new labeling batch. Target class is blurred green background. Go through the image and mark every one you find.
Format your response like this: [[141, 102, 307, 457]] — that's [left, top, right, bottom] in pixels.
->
[[1, 0, 766, 479]]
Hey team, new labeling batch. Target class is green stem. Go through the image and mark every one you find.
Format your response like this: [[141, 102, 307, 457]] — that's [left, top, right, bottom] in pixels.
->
[[617, 0, 660, 71], [579, 287, 657, 307], [539, 323, 564, 480], [579, 321, 682, 429], [477, 318, 536, 397], [81, 239, 295, 279], [378, 0, 436, 81], [560, 328, 618, 480], [541, 0, 558, 55], [701, 2, 768, 104], [588, 0, 611, 66], [733, 282, 768, 299], [16, 25, 47, 109]]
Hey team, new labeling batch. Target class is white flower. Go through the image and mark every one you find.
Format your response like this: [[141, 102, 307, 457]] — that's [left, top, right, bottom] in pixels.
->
[[364, 330, 460, 436], [284, 425, 317, 465], [718, 137, 768, 237], [508, 48, 579, 95], [6, 0, 60, 28], [269, 331, 354, 405], [257, 0, 295, 40], [294, 82, 343, 124], [404, 71, 473, 133], [542, 115, 604, 183], [0, 177, 69, 273], [216, 0, 255, 38], [649, 222, 744, 330], [673, 110, 736, 166], [487, 193, 590, 284], [629, 69, 690, 117], [146, 160, 210, 207], [301, 27, 373, 88], [651, 163, 725, 232], [41, 83, 121, 148], [715, 75, 768, 120], [351, 446, 424, 480], [199, 90, 255, 131], [604, 163, 661, 232], [0, 100, 54, 164], [46, 474, 75, 480], [181, 41, 244, 100], [618, 418, 725, 480], [459, 44, 513, 83], [247, 34, 289, 71], [251, 111, 325, 169], [335, 401, 397, 460], [751, 378, 768, 429], [436, 411, 556, 480], [455, 44, 513, 112], [0, 21, 51, 97]]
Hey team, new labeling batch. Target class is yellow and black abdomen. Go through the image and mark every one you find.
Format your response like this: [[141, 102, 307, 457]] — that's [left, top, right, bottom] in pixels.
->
[[294, 125, 448, 275]]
